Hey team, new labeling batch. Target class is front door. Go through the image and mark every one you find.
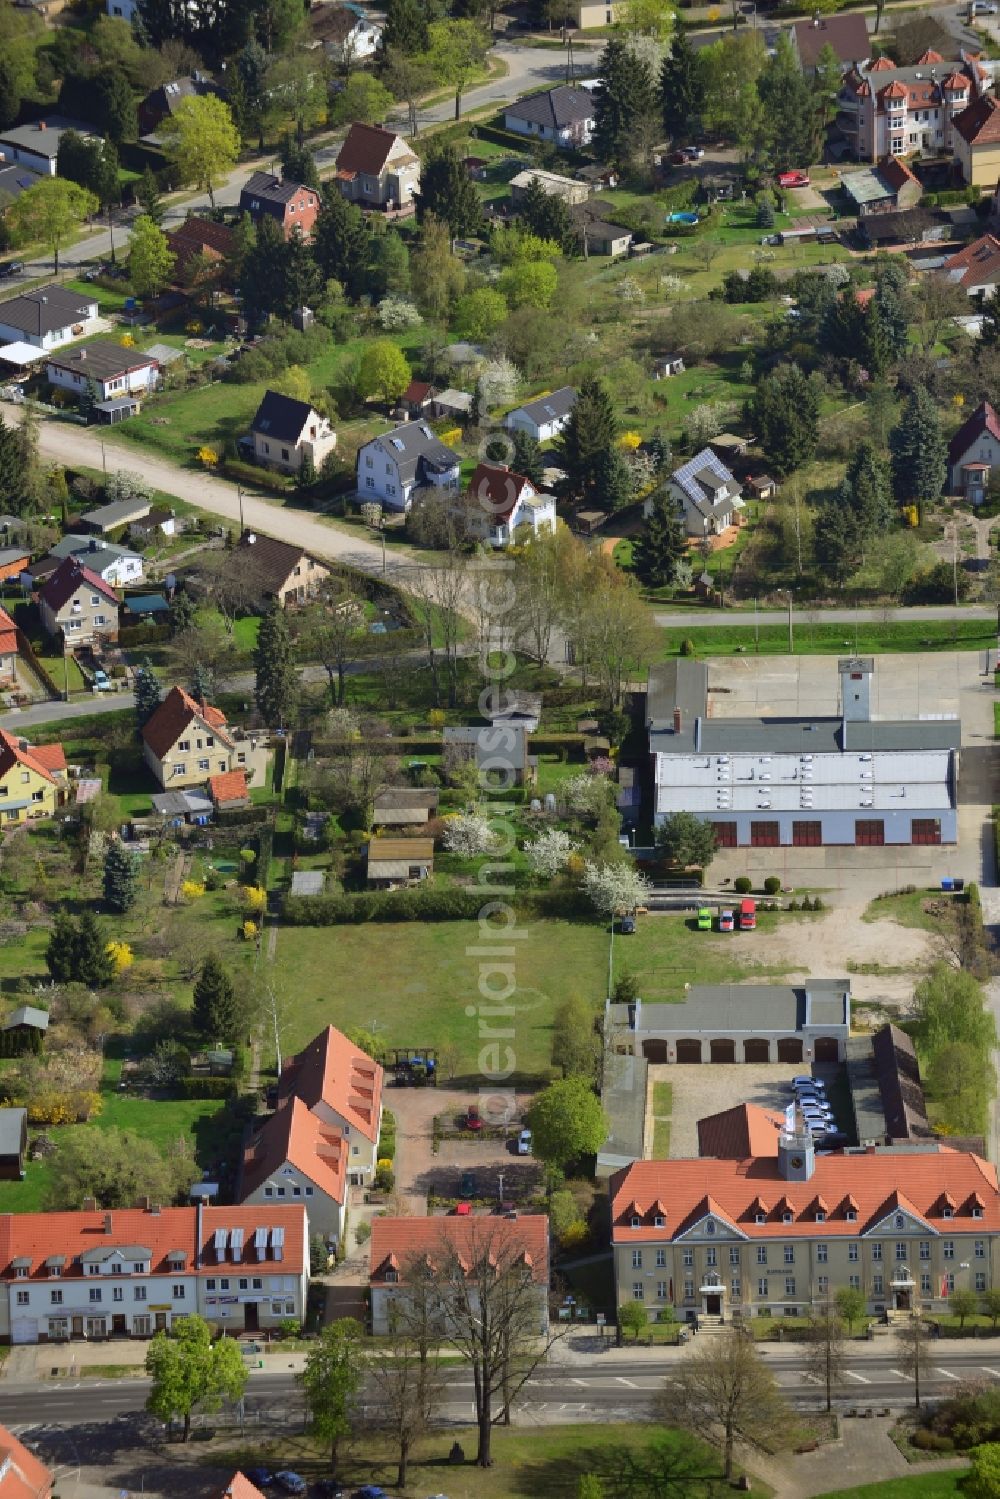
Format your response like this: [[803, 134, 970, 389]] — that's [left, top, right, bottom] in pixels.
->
[[245, 1302, 259, 1333], [895, 1290, 911, 1311], [112, 1315, 127, 1337], [71, 1316, 84, 1339], [154, 1313, 167, 1332], [705, 1295, 721, 1316]]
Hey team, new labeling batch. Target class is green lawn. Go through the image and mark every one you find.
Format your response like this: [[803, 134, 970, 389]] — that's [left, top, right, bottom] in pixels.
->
[[272, 913, 789, 1081], [815, 1476, 965, 1499], [656, 618, 994, 658], [863, 888, 950, 932]]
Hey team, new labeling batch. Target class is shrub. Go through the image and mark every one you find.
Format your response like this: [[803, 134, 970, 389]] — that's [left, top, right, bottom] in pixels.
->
[[106, 939, 134, 974], [912, 1429, 955, 1452], [174, 1076, 237, 1099], [787, 898, 800, 911], [243, 885, 267, 913], [242, 920, 258, 941], [763, 875, 782, 896], [356, 1220, 371, 1245], [734, 876, 753, 894], [375, 1160, 394, 1190], [679, 638, 696, 656], [180, 880, 206, 901], [279, 1317, 301, 1338]]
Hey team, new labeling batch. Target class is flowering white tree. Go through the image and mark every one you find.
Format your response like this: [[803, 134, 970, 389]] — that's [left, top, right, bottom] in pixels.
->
[[478, 356, 521, 412], [106, 469, 154, 505], [523, 828, 577, 879], [378, 297, 423, 331], [326, 707, 360, 740], [688, 401, 738, 445], [582, 860, 651, 918], [443, 813, 497, 856], [563, 773, 614, 817]]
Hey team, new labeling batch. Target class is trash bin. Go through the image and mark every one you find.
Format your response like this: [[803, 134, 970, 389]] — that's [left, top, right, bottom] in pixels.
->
[[941, 878, 954, 892]]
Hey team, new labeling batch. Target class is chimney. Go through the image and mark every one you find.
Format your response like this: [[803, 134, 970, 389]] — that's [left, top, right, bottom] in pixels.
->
[[103, 1212, 113, 1234], [246, 532, 256, 544], [150, 1202, 161, 1216], [37, 120, 47, 131], [134, 1196, 151, 1211], [672, 707, 682, 733], [82, 1196, 97, 1212]]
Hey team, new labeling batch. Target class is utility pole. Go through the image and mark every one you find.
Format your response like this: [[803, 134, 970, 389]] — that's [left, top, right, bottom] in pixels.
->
[[239, 484, 245, 536], [607, 914, 615, 1001], [953, 524, 959, 607], [267, 987, 283, 1077], [754, 596, 759, 654], [787, 590, 794, 654]]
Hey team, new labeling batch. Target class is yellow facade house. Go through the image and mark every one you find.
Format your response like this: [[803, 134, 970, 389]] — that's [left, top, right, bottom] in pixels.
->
[[953, 92, 1000, 189], [0, 730, 67, 827]]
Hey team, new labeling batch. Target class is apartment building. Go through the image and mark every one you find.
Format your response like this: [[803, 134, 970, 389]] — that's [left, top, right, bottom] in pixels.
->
[[839, 49, 989, 164]]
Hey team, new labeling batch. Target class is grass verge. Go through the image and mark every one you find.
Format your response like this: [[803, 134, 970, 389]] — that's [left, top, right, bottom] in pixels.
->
[[656, 618, 993, 658]]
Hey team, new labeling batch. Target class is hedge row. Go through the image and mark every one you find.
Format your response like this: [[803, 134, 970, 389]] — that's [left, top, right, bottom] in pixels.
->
[[174, 1076, 237, 1100], [284, 883, 591, 925], [119, 622, 172, 649], [220, 459, 295, 495]]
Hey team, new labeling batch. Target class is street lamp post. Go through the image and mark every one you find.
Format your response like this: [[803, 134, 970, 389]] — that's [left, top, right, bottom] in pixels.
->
[[787, 590, 794, 654]]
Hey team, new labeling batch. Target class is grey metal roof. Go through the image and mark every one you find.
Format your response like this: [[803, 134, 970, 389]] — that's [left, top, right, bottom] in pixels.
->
[[846, 1035, 891, 1146], [2, 1005, 49, 1032], [651, 716, 963, 757], [610, 980, 851, 1036], [0, 1107, 26, 1157], [0, 285, 96, 338], [510, 386, 577, 427], [80, 498, 152, 531], [79, 1244, 154, 1264], [645, 660, 708, 734], [597, 1049, 648, 1177], [371, 421, 461, 487], [291, 870, 325, 895], [51, 535, 142, 564], [505, 85, 595, 130], [152, 790, 213, 815]]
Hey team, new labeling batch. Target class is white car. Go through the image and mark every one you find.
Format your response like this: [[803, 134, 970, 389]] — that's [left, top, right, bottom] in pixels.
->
[[517, 1129, 532, 1156]]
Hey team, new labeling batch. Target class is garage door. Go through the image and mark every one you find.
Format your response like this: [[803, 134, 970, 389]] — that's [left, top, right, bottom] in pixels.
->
[[855, 819, 885, 847], [710, 1039, 736, 1063], [814, 1037, 839, 1062], [777, 1038, 803, 1062], [11, 1318, 37, 1344], [676, 1040, 702, 1063], [744, 1039, 770, 1062], [642, 1040, 668, 1063]]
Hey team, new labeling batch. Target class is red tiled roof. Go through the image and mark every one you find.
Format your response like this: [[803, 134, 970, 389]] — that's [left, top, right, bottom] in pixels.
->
[[953, 92, 1000, 145], [610, 1150, 1000, 1242], [868, 55, 897, 71], [279, 1026, 383, 1143], [38, 556, 117, 614], [948, 399, 1000, 467], [0, 1423, 51, 1499], [336, 121, 405, 178], [167, 216, 236, 257], [208, 769, 248, 805], [697, 1103, 783, 1160], [219, 1476, 267, 1499], [240, 1096, 347, 1206], [0, 604, 17, 657], [915, 48, 945, 63], [943, 72, 970, 91], [30, 743, 66, 775], [369, 1214, 549, 1285], [943, 233, 1000, 289], [401, 379, 432, 405], [467, 463, 536, 524], [0, 729, 64, 788], [878, 154, 918, 190], [141, 684, 233, 760]]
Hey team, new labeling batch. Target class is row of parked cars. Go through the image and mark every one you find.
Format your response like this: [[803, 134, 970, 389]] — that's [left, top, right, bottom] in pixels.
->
[[791, 1076, 848, 1147], [246, 1472, 446, 1499]]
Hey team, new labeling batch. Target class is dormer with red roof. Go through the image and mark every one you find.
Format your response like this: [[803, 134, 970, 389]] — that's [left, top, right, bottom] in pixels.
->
[[947, 398, 1000, 500], [465, 463, 557, 547], [278, 1025, 384, 1186], [334, 122, 420, 213], [37, 556, 118, 647]]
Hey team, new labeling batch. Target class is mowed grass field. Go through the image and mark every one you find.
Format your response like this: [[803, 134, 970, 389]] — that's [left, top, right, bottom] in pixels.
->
[[815, 1475, 965, 1499], [272, 913, 791, 1080]]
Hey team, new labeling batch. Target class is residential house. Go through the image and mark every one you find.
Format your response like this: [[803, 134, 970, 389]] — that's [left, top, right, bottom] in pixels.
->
[[948, 399, 1000, 500], [164, 217, 236, 282], [838, 51, 988, 166], [207, 769, 250, 811], [80, 497, 152, 533], [841, 155, 923, 216], [572, 209, 633, 257], [791, 12, 870, 72], [45, 342, 160, 403], [0, 732, 66, 827], [0, 163, 42, 203], [366, 837, 434, 888], [372, 788, 440, 828], [610, 1126, 1000, 1324], [396, 379, 434, 419], [356, 422, 461, 511], [503, 86, 595, 149], [484, 689, 542, 733], [509, 169, 589, 208], [442, 724, 536, 787], [308, 3, 381, 64], [140, 684, 269, 791], [953, 91, 1000, 187], [0, 1111, 27, 1181], [504, 387, 577, 443], [656, 446, 743, 538], [0, 606, 18, 686], [0, 547, 28, 589], [277, 1025, 384, 1186], [465, 463, 556, 547], [0, 286, 99, 352], [572, 0, 618, 25], [236, 532, 331, 605], [0, 1422, 51, 1499], [654, 354, 686, 379], [250, 390, 337, 475], [129, 507, 177, 542], [0, 117, 95, 177], [0, 1202, 308, 1342], [48, 535, 144, 588], [239, 1097, 347, 1248], [334, 122, 420, 213], [369, 1215, 550, 1337], [138, 75, 222, 137], [37, 558, 118, 646], [1, 1007, 49, 1046], [942, 232, 1000, 300], [238, 173, 321, 242]]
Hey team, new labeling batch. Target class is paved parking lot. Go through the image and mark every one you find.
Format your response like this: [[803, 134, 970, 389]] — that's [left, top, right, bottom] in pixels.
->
[[658, 1061, 847, 1158]]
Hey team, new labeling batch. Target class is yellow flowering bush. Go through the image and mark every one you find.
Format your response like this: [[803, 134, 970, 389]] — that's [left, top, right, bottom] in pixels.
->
[[198, 446, 219, 469], [429, 708, 446, 729], [119, 332, 135, 348], [180, 879, 206, 901], [619, 431, 642, 451], [106, 939, 134, 975], [242, 920, 259, 941], [243, 885, 267, 914]]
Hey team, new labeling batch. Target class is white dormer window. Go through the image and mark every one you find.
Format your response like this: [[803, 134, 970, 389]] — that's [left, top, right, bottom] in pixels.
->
[[846, 1209, 857, 1221], [942, 1207, 954, 1219], [654, 1215, 665, 1228], [782, 1212, 792, 1224], [630, 1216, 640, 1228], [815, 1212, 826, 1223], [973, 1206, 984, 1219], [755, 1213, 765, 1224]]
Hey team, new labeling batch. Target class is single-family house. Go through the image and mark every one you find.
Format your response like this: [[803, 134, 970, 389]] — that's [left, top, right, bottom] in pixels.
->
[[0, 117, 95, 177], [138, 75, 222, 136], [45, 342, 160, 402], [791, 12, 870, 72], [509, 169, 589, 207], [503, 86, 595, 149], [250, 390, 337, 474], [207, 769, 250, 811], [129, 507, 177, 542], [372, 788, 440, 828], [942, 232, 1000, 299], [0, 1421, 52, 1499], [369, 1215, 550, 1337], [841, 156, 923, 217], [396, 379, 434, 419], [141, 684, 270, 791], [366, 837, 434, 888], [236, 532, 331, 605], [654, 354, 686, 379], [308, 3, 382, 64], [80, 496, 152, 534], [504, 387, 577, 444], [164, 216, 236, 282], [572, 0, 618, 25], [656, 446, 744, 538], [573, 210, 632, 257], [238, 173, 321, 241], [0, 606, 19, 687], [0, 733, 66, 827], [277, 1025, 384, 1186], [442, 724, 536, 787], [356, 422, 461, 511], [953, 90, 1000, 188], [1, 1005, 49, 1045], [948, 399, 1000, 500], [37, 558, 118, 645], [239, 1096, 347, 1248], [0, 1109, 27, 1180], [334, 122, 420, 212], [48, 535, 144, 588], [465, 462, 556, 547], [0, 286, 99, 352]]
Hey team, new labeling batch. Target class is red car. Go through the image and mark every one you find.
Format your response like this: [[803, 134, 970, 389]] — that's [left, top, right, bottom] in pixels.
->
[[465, 1106, 483, 1131], [778, 170, 810, 188]]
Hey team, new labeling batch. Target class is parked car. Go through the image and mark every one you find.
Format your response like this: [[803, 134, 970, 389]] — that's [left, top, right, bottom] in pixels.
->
[[465, 1105, 482, 1131], [683, 145, 705, 160], [739, 899, 756, 931], [778, 170, 810, 188], [453, 1202, 471, 1216], [351, 1489, 388, 1499], [460, 1169, 476, 1196], [276, 1475, 307, 1495], [618, 914, 636, 935], [0, 260, 24, 279], [311, 1484, 343, 1499], [697, 908, 712, 930], [93, 668, 112, 691], [718, 909, 735, 932], [517, 1128, 532, 1156], [971, 2, 998, 14], [792, 1076, 817, 1089]]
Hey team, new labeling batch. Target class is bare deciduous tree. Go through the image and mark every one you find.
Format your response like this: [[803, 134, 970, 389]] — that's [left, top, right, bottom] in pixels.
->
[[805, 1301, 847, 1412], [896, 1313, 932, 1409], [665, 1325, 793, 1481], [368, 1262, 443, 1488], [294, 582, 366, 706]]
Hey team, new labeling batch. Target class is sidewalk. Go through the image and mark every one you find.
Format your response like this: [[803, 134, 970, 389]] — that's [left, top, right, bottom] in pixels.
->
[[0, 1337, 311, 1381]]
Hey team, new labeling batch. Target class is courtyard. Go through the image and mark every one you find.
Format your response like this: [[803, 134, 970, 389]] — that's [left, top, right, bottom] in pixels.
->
[[657, 1059, 849, 1159]]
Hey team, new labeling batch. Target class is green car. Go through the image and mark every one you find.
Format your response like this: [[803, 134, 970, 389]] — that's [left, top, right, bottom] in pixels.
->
[[697, 908, 712, 930]]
